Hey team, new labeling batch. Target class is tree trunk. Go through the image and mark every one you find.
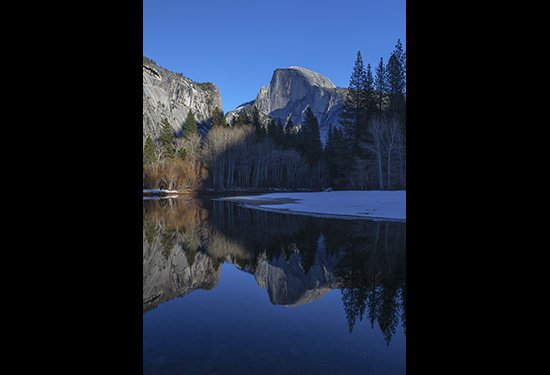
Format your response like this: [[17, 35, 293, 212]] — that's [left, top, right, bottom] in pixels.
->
[[387, 146, 392, 190], [377, 152, 384, 190]]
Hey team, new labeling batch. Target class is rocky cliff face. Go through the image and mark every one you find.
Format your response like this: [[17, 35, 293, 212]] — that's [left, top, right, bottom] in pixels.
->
[[252, 241, 339, 306], [143, 228, 340, 311], [226, 66, 347, 143], [143, 57, 223, 142], [143, 231, 221, 312]]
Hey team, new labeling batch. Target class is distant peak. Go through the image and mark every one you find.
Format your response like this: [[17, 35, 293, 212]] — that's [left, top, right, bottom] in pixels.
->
[[278, 66, 336, 89], [288, 65, 313, 71]]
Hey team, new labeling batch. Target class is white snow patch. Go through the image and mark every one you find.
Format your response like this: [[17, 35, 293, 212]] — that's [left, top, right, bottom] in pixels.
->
[[224, 191, 406, 221]]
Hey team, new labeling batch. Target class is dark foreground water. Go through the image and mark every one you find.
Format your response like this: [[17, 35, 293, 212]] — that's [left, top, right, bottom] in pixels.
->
[[143, 198, 406, 375]]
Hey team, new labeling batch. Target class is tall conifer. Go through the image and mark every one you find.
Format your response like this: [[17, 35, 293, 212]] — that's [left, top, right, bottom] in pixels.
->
[[183, 110, 197, 138], [158, 118, 175, 157]]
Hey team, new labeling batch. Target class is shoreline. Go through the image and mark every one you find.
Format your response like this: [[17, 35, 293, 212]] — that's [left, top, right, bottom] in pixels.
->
[[239, 203, 406, 222], [220, 191, 406, 221]]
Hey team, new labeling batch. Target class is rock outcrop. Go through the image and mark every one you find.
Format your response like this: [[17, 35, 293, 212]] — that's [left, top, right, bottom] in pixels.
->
[[143, 57, 222, 142], [143, 230, 221, 312], [226, 66, 347, 143], [253, 240, 338, 306]]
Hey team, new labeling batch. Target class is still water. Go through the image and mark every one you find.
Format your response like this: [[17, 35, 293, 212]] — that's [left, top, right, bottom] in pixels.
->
[[143, 198, 406, 374]]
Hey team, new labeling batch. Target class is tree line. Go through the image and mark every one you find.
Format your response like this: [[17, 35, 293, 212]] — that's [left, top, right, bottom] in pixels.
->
[[143, 39, 405, 192], [143, 106, 321, 191], [329, 39, 406, 190]]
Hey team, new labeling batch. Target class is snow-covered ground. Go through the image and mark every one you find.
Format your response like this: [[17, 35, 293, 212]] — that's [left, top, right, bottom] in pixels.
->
[[223, 191, 406, 221]]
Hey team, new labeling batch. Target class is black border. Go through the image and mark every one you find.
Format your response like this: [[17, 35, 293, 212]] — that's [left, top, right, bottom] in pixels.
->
[[31, 1, 145, 372], [25, 1, 504, 373]]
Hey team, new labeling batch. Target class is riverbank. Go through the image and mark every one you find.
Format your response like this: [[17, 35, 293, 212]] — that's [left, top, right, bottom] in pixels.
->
[[220, 191, 406, 221], [143, 188, 315, 197]]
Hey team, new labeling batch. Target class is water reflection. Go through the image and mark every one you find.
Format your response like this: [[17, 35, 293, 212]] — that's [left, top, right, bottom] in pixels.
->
[[143, 197, 405, 343]]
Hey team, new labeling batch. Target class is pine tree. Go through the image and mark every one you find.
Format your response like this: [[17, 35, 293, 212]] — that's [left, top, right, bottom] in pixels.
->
[[394, 39, 406, 90], [324, 126, 336, 184], [339, 51, 369, 148], [235, 110, 249, 126], [325, 127, 350, 188], [386, 40, 406, 118], [211, 107, 227, 127], [251, 105, 265, 139], [143, 136, 157, 164], [283, 118, 296, 149], [375, 57, 386, 112], [275, 119, 284, 145], [267, 119, 283, 146], [176, 147, 187, 160], [301, 107, 322, 167], [386, 39, 406, 189], [365, 63, 376, 117], [183, 110, 197, 138], [338, 51, 371, 185], [158, 118, 175, 157]]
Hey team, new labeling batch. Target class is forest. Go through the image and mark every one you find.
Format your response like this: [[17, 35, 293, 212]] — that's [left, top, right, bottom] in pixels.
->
[[143, 40, 406, 192]]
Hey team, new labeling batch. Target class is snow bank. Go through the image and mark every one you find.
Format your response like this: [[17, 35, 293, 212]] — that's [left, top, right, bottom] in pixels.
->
[[224, 191, 406, 221]]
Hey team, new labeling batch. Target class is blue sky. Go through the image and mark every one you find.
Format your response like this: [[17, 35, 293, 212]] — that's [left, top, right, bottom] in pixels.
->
[[144, 0, 406, 111]]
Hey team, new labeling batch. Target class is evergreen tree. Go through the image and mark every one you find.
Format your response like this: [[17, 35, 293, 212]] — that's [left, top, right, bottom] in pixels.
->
[[235, 110, 249, 126], [324, 126, 336, 184], [375, 57, 386, 112], [339, 51, 369, 150], [267, 118, 274, 136], [301, 107, 322, 167], [365, 63, 376, 117], [211, 107, 227, 127], [325, 127, 350, 188], [394, 39, 406, 90], [158, 118, 175, 157], [183, 110, 198, 138], [338, 51, 372, 186], [176, 147, 187, 160], [283, 118, 297, 149], [275, 119, 284, 145], [251, 105, 265, 139], [267, 119, 283, 146], [143, 136, 157, 164], [386, 40, 406, 118]]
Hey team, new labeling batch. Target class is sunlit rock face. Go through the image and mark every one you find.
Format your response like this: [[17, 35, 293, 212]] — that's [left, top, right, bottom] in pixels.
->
[[142, 199, 221, 312], [143, 57, 223, 142], [143, 231, 221, 312], [253, 238, 339, 306], [226, 66, 347, 143]]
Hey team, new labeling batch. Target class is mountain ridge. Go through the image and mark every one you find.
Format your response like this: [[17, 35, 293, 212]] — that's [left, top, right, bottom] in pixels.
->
[[142, 59, 347, 144], [226, 66, 347, 142], [143, 57, 223, 142]]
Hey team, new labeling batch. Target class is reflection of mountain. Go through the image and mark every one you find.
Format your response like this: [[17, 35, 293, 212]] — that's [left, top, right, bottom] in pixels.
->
[[143, 199, 221, 312], [253, 243, 337, 306], [143, 239, 221, 312], [143, 198, 405, 342]]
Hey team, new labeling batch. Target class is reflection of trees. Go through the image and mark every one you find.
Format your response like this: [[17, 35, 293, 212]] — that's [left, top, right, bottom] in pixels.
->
[[143, 198, 217, 312], [333, 221, 406, 344], [208, 200, 322, 271], [143, 198, 406, 341], [143, 197, 208, 263]]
